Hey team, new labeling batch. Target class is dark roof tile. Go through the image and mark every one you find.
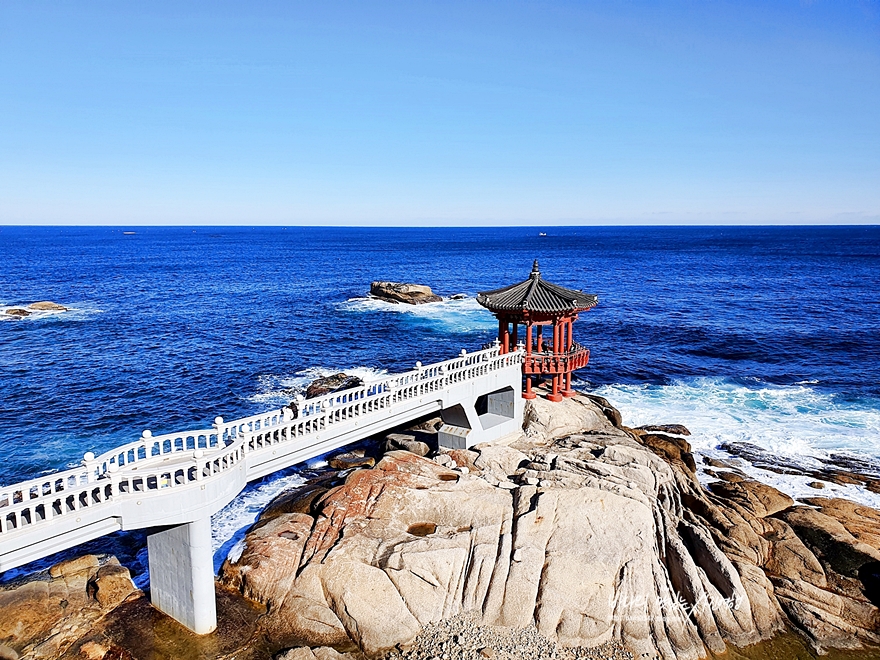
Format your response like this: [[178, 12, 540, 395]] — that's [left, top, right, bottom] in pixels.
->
[[477, 261, 598, 314]]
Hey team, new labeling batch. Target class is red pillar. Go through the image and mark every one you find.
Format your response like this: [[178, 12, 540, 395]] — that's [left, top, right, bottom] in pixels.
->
[[562, 316, 576, 397], [499, 318, 509, 354], [536, 325, 543, 352], [548, 318, 562, 402], [523, 321, 535, 399], [511, 322, 518, 350]]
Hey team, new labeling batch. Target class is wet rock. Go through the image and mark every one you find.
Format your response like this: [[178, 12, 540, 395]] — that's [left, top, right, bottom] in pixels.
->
[[636, 423, 691, 436], [27, 301, 68, 311], [808, 481, 826, 489], [305, 373, 364, 399], [370, 282, 442, 305], [4, 308, 30, 318]]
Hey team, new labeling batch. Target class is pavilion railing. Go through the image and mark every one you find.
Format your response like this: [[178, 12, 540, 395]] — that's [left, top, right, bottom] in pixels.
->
[[523, 342, 590, 376]]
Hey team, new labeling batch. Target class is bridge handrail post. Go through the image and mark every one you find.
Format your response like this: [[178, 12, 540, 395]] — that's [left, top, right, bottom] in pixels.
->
[[83, 452, 98, 483]]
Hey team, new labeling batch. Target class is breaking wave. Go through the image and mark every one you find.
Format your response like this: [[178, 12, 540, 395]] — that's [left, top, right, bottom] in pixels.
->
[[337, 295, 496, 334], [592, 377, 880, 507], [247, 365, 390, 408]]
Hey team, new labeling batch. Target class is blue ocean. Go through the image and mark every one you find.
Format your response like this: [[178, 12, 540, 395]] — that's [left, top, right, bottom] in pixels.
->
[[2, 225, 880, 583]]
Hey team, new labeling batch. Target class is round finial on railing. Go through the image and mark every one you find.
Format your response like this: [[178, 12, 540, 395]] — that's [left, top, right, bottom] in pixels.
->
[[142, 430, 152, 440], [83, 452, 95, 462], [415, 361, 422, 369], [461, 349, 467, 356], [295, 394, 305, 403], [108, 463, 119, 474], [214, 416, 224, 426], [194, 449, 204, 459]]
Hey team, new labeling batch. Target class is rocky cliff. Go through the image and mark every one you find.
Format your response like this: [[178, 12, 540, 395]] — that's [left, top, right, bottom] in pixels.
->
[[221, 394, 880, 659]]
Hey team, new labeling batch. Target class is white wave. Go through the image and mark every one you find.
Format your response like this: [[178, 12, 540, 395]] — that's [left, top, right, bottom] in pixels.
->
[[247, 365, 389, 407], [592, 378, 880, 508], [209, 471, 307, 572], [338, 295, 496, 333]]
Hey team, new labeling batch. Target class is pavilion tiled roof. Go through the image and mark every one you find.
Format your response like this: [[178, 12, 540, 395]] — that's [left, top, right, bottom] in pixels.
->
[[477, 261, 598, 315]]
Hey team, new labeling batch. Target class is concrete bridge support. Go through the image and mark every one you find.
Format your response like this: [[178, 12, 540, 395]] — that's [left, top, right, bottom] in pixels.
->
[[146, 517, 217, 634]]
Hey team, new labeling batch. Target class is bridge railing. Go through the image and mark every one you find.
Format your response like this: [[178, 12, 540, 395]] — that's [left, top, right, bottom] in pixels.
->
[[0, 346, 522, 538]]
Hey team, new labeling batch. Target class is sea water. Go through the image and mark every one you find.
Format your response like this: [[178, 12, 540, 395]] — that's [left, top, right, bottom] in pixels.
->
[[1, 225, 879, 584]]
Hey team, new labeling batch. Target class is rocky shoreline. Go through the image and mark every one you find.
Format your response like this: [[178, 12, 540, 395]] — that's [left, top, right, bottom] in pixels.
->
[[3, 393, 880, 660]]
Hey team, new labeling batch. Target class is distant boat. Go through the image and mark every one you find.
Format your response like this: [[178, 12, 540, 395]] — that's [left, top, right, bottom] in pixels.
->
[[539, 232, 547, 237], [123, 231, 136, 235]]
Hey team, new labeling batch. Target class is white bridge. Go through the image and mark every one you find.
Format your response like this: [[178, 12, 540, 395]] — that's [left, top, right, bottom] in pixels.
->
[[0, 346, 524, 634]]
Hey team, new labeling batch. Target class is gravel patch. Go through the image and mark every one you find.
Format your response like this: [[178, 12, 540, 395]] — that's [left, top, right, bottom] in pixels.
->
[[382, 613, 633, 660]]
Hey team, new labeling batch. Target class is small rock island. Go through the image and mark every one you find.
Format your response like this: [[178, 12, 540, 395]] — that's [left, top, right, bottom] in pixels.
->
[[370, 282, 442, 305]]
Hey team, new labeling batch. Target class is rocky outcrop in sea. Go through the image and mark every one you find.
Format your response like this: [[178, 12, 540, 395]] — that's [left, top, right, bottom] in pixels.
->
[[369, 282, 442, 305]]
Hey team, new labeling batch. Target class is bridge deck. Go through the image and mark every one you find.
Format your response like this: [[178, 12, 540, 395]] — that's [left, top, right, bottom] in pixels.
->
[[0, 346, 523, 573]]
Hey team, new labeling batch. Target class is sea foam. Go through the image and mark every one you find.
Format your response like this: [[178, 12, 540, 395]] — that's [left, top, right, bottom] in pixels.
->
[[338, 295, 496, 334], [592, 378, 880, 507]]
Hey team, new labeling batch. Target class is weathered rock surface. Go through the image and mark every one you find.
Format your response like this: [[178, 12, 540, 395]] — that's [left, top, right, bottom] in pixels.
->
[[370, 282, 442, 305], [637, 424, 691, 436], [0, 555, 138, 659], [328, 451, 376, 470], [720, 441, 880, 494], [27, 301, 68, 311], [220, 393, 880, 659], [4, 308, 30, 318], [305, 373, 364, 399], [383, 432, 431, 457]]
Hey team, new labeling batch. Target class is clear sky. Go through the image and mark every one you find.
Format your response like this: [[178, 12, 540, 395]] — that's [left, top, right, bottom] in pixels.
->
[[1, 1, 878, 225]]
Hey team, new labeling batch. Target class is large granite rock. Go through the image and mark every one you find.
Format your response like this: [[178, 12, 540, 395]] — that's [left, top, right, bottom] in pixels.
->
[[370, 282, 442, 305], [216, 393, 880, 658], [0, 555, 138, 659], [305, 373, 364, 399]]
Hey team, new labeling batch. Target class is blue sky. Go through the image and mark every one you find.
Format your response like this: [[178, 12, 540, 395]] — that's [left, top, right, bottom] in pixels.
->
[[1, 1, 878, 225]]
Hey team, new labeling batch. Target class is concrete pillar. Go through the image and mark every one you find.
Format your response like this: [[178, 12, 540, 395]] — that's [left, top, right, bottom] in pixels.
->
[[147, 517, 217, 634]]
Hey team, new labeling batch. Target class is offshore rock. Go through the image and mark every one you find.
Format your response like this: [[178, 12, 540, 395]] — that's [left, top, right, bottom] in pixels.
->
[[636, 424, 691, 436], [305, 373, 364, 399], [370, 282, 442, 305], [27, 301, 68, 311], [4, 308, 30, 318]]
